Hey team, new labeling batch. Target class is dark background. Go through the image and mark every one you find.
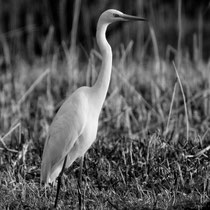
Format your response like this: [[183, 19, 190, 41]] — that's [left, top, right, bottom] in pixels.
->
[[0, 0, 210, 62]]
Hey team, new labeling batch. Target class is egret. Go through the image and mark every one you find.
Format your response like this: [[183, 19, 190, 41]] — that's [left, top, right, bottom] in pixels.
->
[[41, 9, 146, 208]]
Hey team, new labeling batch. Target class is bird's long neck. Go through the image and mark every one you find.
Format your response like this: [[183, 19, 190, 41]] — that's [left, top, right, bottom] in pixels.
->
[[92, 21, 112, 110]]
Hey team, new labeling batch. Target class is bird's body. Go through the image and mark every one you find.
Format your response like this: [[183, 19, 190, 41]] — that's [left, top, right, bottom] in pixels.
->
[[40, 9, 146, 207], [41, 87, 95, 183]]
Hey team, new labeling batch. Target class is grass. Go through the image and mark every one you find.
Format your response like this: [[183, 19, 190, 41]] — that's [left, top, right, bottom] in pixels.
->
[[0, 42, 210, 209], [1, 1, 210, 208]]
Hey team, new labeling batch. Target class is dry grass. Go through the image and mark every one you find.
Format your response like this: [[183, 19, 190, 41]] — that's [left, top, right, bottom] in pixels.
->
[[0, 43, 210, 209], [0, 1, 210, 209]]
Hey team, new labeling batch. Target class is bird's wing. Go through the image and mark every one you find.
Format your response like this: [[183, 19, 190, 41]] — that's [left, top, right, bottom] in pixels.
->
[[41, 88, 88, 183]]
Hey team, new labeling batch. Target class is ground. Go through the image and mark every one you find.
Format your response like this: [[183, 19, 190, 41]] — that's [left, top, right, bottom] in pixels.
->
[[0, 48, 210, 209]]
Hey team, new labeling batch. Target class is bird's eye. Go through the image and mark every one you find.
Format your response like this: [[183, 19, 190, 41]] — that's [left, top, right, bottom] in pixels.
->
[[113, 13, 120, 18]]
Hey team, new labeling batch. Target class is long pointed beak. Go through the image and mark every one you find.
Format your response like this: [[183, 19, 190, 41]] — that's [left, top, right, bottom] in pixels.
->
[[120, 13, 147, 21]]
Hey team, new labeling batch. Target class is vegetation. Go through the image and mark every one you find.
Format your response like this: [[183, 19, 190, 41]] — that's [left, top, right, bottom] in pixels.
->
[[0, 0, 210, 209]]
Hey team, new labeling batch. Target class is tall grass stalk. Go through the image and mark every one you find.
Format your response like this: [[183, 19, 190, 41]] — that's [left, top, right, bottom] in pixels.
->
[[172, 61, 189, 142], [70, 0, 82, 54], [177, 0, 182, 69], [0, 122, 21, 152], [149, 24, 160, 69], [198, 8, 203, 61], [165, 82, 177, 138], [17, 68, 50, 106]]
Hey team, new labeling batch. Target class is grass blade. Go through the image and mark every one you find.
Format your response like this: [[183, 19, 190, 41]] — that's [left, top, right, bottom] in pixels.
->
[[172, 61, 189, 142]]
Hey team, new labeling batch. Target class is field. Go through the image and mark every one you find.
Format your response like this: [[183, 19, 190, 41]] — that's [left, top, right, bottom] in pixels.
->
[[0, 43, 210, 209], [1, 1, 210, 210]]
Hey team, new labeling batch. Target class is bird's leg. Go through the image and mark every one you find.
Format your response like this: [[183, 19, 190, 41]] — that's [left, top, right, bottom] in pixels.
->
[[54, 155, 67, 208], [78, 156, 84, 210]]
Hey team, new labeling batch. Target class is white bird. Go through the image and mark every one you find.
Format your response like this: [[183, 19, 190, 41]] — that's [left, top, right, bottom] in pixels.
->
[[41, 9, 146, 208]]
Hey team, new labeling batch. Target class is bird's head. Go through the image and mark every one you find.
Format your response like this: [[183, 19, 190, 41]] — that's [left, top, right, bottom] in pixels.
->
[[98, 9, 146, 25]]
